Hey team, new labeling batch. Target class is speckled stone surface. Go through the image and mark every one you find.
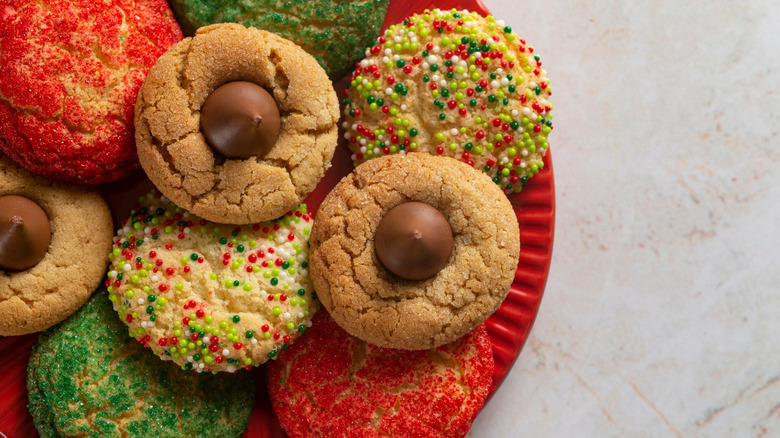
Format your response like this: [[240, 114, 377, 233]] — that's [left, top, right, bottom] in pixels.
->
[[474, 0, 780, 436]]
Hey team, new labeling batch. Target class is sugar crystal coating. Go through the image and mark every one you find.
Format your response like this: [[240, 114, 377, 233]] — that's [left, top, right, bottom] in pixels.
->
[[267, 312, 494, 438], [0, 0, 183, 184]]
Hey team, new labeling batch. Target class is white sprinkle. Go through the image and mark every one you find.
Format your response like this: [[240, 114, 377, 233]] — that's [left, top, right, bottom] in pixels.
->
[[511, 109, 519, 117], [522, 107, 531, 115], [198, 363, 205, 369], [360, 59, 369, 68], [123, 264, 131, 272], [432, 46, 440, 53], [109, 270, 117, 278], [401, 104, 408, 111], [251, 338, 258, 345], [496, 68, 504, 75], [432, 74, 440, 82], [393, 36, 401, 43], [427, 55, 438, 64], [382, 56, 390, 63], [385, 87, 393, 95], [282, 312, 291, 320], [188, 356, 194, 362], [227, 365, 236, 373], [360, 138, 367, 145], [393, 54, 400, 61], [373, 147, 380, 155], [203, 336, 210, 344], [474, 52, 482, 59], [351, 123, 358, 130], [343, 132, 351, 140], [422, 62, 429, 69], [360, 146, 367, 153], [384, 48, 392, 55], [520, 162, 527, 168], [222, 349, 230, 356], [531, 113, 538, 121], [141, 321, 148, 328], [151, 275, 159, 282], [529, 81, 538, 89], [137, 298, 145, 305], [298, 312, 305, 318], [491, 80, 499, 88], [450, 128, 458, 135], [183, 227, 190, 234], [501, 78, 509, 86]]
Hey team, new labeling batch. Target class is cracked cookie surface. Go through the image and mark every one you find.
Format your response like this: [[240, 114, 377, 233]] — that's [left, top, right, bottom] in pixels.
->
[[27, 291, 254, 438], [267, 311, 494, 438], [135, 23, 339, 224], [0, 0, 183, 184], [309, 153, 520, 350], [0, 154, 113, 336], [107, 191, 319, 372]]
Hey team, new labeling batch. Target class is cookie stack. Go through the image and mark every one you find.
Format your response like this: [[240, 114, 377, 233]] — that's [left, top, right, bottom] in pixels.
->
[[1, 3, 553, 438]]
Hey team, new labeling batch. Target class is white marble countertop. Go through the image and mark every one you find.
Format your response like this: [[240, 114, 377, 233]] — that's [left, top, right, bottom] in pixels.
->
[[473, 0, 780, 436]]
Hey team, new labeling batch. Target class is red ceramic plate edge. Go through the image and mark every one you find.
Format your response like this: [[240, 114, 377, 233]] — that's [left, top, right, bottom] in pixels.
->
[[0, 0, 555, 436]]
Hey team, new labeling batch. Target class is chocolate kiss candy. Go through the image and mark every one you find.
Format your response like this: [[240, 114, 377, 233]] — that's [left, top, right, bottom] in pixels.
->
[[375, 201, 454, 281], [0, 195, 52, 271], [200, 81, 281, 159]]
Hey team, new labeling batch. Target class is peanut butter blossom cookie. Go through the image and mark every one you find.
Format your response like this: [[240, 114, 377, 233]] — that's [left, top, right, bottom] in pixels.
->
[[0, 154, 113, 336], [267, 312, 494, 438], [310, 153, 520, 350], [342, 8, 553, 193], [136, 23, 339, 224], [0, 0, 183, 184], [107, 191, 318, 373], [169, 0, 389, 78], [27, 291, 254, 438]]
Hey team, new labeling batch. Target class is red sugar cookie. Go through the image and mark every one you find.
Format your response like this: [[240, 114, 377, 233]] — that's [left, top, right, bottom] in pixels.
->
[[0, 0, 182, 184], [267, 312, 494, 438]]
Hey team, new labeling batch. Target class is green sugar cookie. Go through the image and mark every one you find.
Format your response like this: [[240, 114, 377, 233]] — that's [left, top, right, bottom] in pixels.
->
[[170, 0, 389, 78], [26, 291, 254, 438]]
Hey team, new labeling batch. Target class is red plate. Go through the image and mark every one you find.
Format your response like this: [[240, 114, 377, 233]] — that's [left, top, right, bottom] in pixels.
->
[[0, 0, 554, 436]]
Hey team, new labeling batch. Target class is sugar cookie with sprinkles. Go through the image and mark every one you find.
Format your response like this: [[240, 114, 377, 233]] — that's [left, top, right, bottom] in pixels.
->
[[169, 0, 389, 78], [267, 312, 494, 438], [0, 0, 183, 184], [28, 291, 254, 438], [342, 8, 553, 193], [107, 190, 318, 373]]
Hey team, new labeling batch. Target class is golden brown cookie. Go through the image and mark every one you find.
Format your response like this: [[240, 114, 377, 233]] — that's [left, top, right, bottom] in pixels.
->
[[0, 155, 114, 336], [135, 23, 339, 224], [309, 153, 520, 350]]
